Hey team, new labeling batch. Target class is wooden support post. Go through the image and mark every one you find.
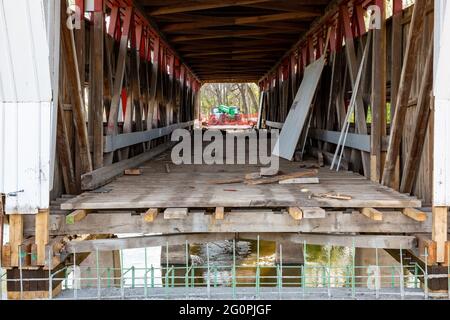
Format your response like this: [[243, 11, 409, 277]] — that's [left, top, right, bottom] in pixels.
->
[[35, 210, 49, 266], [402, 208, 427, 222], [389, 0, 403, 190], [2, 244, 11, 268], [91, 8, 105, 169], [359, 208, 383, 221], [66, 209, 88, 225], [370, 0, 386, 183], [340, 6, 370, 177], [9, 214, 23, 267], [382, 0, 427, 187], [60, 1, 93, 174], [215, 207, 225, 220], [288, 207, 303, 220], [143, 208, 159, 223], [416, 234, 437, 265], [56, 97, 77, 195], [400, 41, 434, 194], [105, 7, 133, 164], [432, 206, 448, 263]]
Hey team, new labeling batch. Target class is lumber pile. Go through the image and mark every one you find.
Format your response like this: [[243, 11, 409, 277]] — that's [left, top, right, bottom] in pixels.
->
[[208, 169, 319, 185]]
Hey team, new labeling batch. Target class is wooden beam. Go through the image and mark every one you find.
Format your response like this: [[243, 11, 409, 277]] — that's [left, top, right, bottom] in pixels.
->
[[60, 1, 93, 173], [400, 38, 434, 194], [143, 208, 159, 223], [288, 207, 303, 220], [149, 0, 270, 16], [370, 0, 387, 183], [65, 209, 88, 225], [81, 141, 174, 190], [382, 0, 427, 187], [56, 97, 77, 194], [359, 208, 383, 221], [1, 244, 11, 268], [402, 208, 427, 222], [103, 121, 194, 153], [25, 210, 439, 236], [416, 234, 437, 265], [162, 11, 320, 32], [432, 206, 448, 263], [90, 10, 105, 169], [389, 1, 403, 190], [35, 210, 49, 266], [9, 214, 23, 267], [341, 9, 370, 177], [171, 29, 298, 42], [64, 232, 416, 253], [241, 233, 415, 250], [215, 207, 225, 220], [105, 7, 133, 163]]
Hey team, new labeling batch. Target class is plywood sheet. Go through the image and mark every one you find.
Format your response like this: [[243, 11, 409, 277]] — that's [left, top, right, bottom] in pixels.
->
[[272, 56, 326, 160]]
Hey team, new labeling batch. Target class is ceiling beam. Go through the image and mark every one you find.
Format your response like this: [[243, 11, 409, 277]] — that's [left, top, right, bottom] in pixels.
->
[[162, 11, 321, 32], [184, 48, 285, 57], [148, 0, 271, 16], [243, 2, 328, 12], [171, 29, 301, 42]]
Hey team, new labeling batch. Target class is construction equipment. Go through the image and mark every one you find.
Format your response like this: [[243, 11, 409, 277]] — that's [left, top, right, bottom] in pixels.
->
[[208, 105, 243, 125]]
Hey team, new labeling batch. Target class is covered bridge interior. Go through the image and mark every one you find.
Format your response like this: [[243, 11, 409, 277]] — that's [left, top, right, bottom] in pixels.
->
[[1, 0, 450, 298]]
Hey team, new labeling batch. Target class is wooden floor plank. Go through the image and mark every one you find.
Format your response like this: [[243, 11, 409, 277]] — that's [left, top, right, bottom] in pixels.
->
[[61, 143, 422, 211]]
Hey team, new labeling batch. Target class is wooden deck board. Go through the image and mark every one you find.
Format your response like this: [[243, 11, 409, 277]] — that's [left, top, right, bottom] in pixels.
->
[[61, 148, 421, 210]]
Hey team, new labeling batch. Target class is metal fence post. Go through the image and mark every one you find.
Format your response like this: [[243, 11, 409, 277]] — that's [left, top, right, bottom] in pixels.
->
[[399, 246, 404, 299], [351, 238, 356, 299], [144, 247, 148, 299], [96, 248, 101, 299], [206, 243, 211, 299]]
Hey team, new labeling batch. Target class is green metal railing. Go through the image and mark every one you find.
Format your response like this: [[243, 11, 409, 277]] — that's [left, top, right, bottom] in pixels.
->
[[0, 240, 449, 300]]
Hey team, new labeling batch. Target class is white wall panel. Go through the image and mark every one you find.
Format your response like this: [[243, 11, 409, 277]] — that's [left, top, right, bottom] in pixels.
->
[[433, 1, 450, 206], [0, 0, 54, 214]]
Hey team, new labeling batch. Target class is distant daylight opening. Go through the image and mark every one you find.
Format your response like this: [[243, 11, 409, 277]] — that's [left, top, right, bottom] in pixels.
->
[[200, 83, 260, 129]]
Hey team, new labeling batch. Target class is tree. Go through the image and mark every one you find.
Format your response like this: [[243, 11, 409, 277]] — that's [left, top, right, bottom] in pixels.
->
[[200, 83, 260, 117]]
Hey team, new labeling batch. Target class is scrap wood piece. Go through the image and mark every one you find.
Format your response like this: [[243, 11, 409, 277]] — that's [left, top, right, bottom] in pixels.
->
[[124, 168, 142, 175], [359, 208, 383, 221], [245, 172, 261, 180], [246, 170, 318, 185], [208, 178, 244, 185], [310, 192, 352, 200], [288, 207, 303, 220], [143, 208, 159, 223], [402, 208, 427, 222], [215, 207, 225, 220], [165, 163, 171, 173], [66, 209, 89, 225], [301, 207, 326, 219], [279, 177, 320, 184], [164, 208, 188, 219]]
